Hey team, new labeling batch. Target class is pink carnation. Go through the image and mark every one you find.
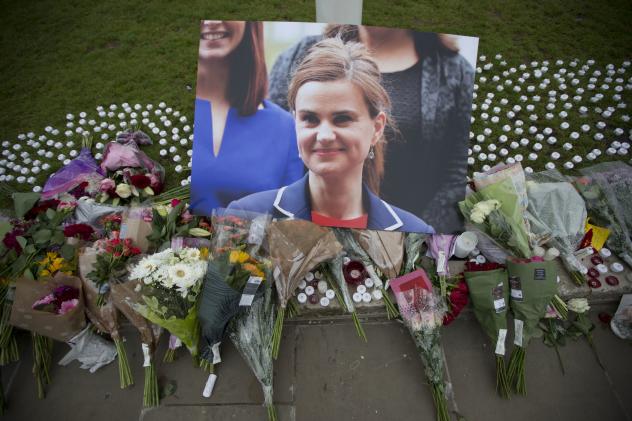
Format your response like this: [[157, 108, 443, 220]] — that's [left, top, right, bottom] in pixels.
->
[[59, 299, 79, 315], [100, 178, 116, 192]]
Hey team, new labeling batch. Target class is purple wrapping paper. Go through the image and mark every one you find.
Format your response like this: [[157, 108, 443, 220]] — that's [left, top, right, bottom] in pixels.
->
[[42, 148, 104, 199]]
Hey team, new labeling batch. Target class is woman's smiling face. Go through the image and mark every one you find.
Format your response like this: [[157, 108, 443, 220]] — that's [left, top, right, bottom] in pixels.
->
[[198, 20, 246, 60], [295, 79, 385, 180]]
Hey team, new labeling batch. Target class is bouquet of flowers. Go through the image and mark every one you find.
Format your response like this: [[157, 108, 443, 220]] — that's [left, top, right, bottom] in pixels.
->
[[459, 178, 533, 260], [129, 247, 207, 362], [577, 162, 632, 267], [146, 199, 210, 252], [426, 234, 458, 300], [463, 262, 511, 398], [63, 223, 95, 245], [228, 281, 277, 421], [87, 238, 141, 305], [79, 247, 133, 388], [506, 258, 558, 395], [198, 210, 270, 381], [268, 220, 342, 357], [110, 279, 162, 407], [331, 229, 399, 319], [97, 138, 165, 206], [390, 269, 450, 421], [525, 170, 588, 284], [10, 273, 86, 398], [403, 232, 429, 274], [41, 134, 103, 200]]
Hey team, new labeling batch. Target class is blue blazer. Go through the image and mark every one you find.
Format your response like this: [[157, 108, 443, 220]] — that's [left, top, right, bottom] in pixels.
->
[[227, 174, 435, 233], [190, 99, 305, 215]]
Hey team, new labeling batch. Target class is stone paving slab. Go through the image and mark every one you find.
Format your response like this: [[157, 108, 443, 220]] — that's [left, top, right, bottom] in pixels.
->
[[1, 305, 630, 421]]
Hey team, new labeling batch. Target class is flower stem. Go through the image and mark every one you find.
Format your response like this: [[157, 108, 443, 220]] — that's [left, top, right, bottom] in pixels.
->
[[351, 312, 367, 342], [198, 358, 214, 374], [143, 362, 159, 408], [163, 347, 177, 363], [32, 333, 53, 399], [271, 306, 285, 359], [115, 339, 134, 389], [507, 346, 526, 395], [380, 287, 400, 319], [431, 383, 450, 421], [496, 355, 511, 399], [267, 403, 278, 421], [550, 295, 568, 320]]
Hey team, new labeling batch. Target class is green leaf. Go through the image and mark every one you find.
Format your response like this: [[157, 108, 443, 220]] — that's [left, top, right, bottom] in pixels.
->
[[60, 244, 76, 260], [12, 192, 41, 218], [0, 221, 12, 241], [112, 197, 120, 206], [23, 268, 35, 280], [33, 229, 53, 244], [45, 208, 56, 221], [51, 230, 65, 245], [24, 244, 36, 254], [16, 236, 28, 250]]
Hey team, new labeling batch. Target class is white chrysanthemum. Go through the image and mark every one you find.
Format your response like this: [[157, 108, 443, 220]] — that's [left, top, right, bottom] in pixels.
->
[[168, 263, 197, 292], [178, 247, 200, 262], [130, 257, 159, 282]]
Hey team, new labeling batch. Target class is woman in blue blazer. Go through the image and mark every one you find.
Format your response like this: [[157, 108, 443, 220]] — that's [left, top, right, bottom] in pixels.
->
[[190, 21, 304, 215], [228, 38, 434, 234]]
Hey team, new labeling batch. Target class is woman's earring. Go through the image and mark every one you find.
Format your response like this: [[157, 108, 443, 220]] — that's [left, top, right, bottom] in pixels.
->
[[368, 146, 375, 160]]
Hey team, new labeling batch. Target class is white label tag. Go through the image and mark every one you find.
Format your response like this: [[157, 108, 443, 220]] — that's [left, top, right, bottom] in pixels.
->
[[174, 337, 182, 348], [119, 222, 128, 239], [514, 319, 524, 347], [202, 373, 218, 398], [141, 343, 151, 367], [239, 276, 263, 306], [212, 342, 222, 365], [437, 251, 447, 274], [494, 298, 506, 311], [510, 289, 523, 300], [495, 329, 507, 356]]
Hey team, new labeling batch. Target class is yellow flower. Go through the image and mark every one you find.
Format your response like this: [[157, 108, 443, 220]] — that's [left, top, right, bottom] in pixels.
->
[[229, 250, 250, 264], [199, 247, 209, 261], [242, 263, 264, 278]]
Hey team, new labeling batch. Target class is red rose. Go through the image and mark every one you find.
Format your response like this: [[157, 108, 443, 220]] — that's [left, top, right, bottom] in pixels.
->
[[25, 199, 61, 220], [130, 174, 151, 189], [171, 199, 181, 207], [3, 229, 24, 253], [63, 223, 95, 240], [443, 280, 469, 326]]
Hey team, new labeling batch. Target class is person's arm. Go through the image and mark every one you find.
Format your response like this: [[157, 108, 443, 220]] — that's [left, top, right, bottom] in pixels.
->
[[420, 54, 475, 233]]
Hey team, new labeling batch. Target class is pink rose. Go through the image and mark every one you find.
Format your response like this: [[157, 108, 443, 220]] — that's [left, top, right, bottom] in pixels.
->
[[59, 298, 79, 315], [100, 178, 116, 192]]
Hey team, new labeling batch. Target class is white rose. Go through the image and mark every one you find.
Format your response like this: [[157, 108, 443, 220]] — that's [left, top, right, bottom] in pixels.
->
[[567, 298, 590, 314], [115, 183, 132, 198]]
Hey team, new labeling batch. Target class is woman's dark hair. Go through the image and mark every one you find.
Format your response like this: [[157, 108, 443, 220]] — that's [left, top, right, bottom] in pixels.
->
[[323, 24, 460, 56], [228, 21, 268, 116]]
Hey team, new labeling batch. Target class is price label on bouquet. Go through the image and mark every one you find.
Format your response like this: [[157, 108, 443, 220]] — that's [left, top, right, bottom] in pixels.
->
[[238, 276, 263, 307], [509, 276, 523, 301], [492, 284, 506, 313]]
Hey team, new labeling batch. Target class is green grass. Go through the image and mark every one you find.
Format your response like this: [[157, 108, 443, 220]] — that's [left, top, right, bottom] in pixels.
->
[[0, 0, 631, 207]]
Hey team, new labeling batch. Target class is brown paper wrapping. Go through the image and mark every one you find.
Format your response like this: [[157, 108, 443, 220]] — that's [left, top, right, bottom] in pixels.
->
[[110, 279, 160, 350], [78, 247, 122, 341], [352, 230, 404, 279], [120, 207, 153, 252], [9, 273, 86, 342], [267, 220, 342, 307]]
